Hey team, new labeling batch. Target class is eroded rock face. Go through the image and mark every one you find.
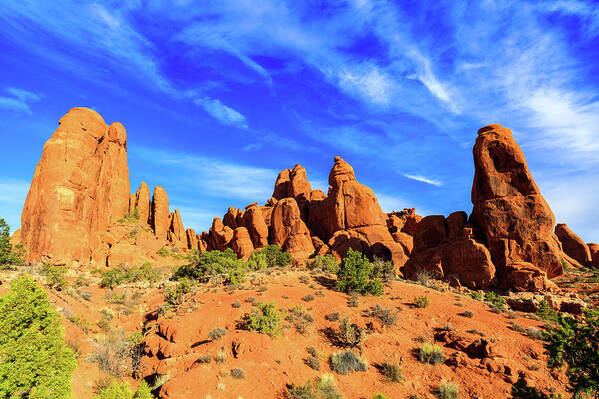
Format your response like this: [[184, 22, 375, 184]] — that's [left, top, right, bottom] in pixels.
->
[[241, 205, 269, 249], [470, 124, 563, 283], [402, 214, 496, 289], [20, 107, 130, 266], [588, 243, 599, 268], [555, 223, 591, 266], [151, 186, 170, 240], [186, 228, 198, 251], [309, 157, 405, 265], [209, 217, 233, 251], [130, 182, 151, 224], [270, 198, 314, 262], [168, 209, 186, 247], [231, 227, 254, 260]]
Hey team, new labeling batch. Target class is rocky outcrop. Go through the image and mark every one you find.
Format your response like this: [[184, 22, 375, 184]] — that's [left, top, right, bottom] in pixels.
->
[[555, 223, 591, 266], [231, 227, 254, 260], [20, 107, 130, 266], [470, 124, 563, 287], [151, 186, 170, 240], [168, 210, 186, 248], [401, 213, 496, 289], [270, 198, 314, 262], [130, 182, 151, 224], [309, 157, 406, 266], [208, 217, 233, 251], [186, 228, 198, 251], [241, 205, 269, 249], [589, 243, 599, 268]]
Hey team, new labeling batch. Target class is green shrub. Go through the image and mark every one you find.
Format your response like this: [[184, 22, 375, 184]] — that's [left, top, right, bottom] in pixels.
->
[[307, 255, 339, 274], [536, 299, 559, 322], [246, 302, 284, 337], [371, 257, 395, 282], [231, 368, 246, 379], [439, 381, 460, 399], [117, 207, 140, 224], [418, 343, 445, 365], [164, 278, 193, 306], [484, 291, 506, 310], [469, 291, 483, 301], [381, 360, 403, 382], [366, 304, 398, 326], [329, 350, 367, 375], [0, 218, 24, 269], [41, 263, 68, 290], [172, 249, 247, 285], [511, 379, 556, 399], [257, 245, 292, 268], [336, 249, 383, 296], [325, 312, 340, 322], [545, 308, 599, 396], [414, 296, 430, 308], [287, 373, 343, 399], [100, 263, 160, 289], [208, 327, 228, 340], [0, 275, 76, 398], [337, 317, 365, 348], [286, 306, 314, 334], [94, 379, 155, 399], [157, 247, 169, 257]]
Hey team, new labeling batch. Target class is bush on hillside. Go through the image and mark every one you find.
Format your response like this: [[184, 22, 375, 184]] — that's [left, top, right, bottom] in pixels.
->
[[306, 254, 339, 274], [336, 249, 383, 296], [544, 307, 599, 397], [172, 248, 247, 285], [100, 263, 160, 289], [329, 350, 367, 375], [245, 302, 284, 337], [94, 380, 155, 399], [0, 275, 76, 398], [249, 245, 292, 269], [41, 262, 68, 290], [287, 373, 343, 399], [0, 218, 24, 269]]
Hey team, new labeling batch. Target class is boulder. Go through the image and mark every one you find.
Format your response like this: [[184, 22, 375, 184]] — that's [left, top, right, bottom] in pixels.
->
[[272, 169, 291, 200], [503, 262, 555, 292], [270, 198, 314, 262], [151, 186, 170, 240], [470, 124, 563, 286], [19, 107, 130, 266], [231, 227, 254, 260], [554, 223, 591, 266]]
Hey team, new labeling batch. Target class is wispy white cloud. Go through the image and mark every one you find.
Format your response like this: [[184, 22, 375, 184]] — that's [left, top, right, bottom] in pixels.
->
[[0, 88, 41, 114], [194, 97, 248, 130], [337, 64, 394, 107], [132, 147, 277, 201], [401, 173, 443, 187]]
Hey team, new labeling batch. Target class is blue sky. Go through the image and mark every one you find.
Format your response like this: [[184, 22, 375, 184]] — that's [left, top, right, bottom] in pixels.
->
[[1, 0, 598, 242]]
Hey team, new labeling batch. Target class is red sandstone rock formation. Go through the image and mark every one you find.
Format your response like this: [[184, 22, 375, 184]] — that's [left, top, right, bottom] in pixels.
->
[[151, 186, 170, 240], [231, 227, 254, 260], [309, 157, 406, 266], [241, 204, 269, 249], [588, 243, 599, 268], [555, 223, 591, 266], [130, 182, 151, 224], [186, 228, 198, 251], [20, 107, 130, 266], [401, 213, 496, 289], [469, 124, 563, 288], [270, 198, 315, 262], [168, 210, 186, 248]]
